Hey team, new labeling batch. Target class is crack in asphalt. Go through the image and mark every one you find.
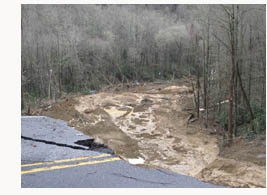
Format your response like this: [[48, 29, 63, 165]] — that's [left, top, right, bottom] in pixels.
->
[[75, 139, 114, 154], [21, 135, 89, 151], [21, 136, 115, 154], [111, 172, 173, 186]]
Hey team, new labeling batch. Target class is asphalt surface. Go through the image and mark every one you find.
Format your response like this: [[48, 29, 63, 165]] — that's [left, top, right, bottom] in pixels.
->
[[21, 116, 222, 188]]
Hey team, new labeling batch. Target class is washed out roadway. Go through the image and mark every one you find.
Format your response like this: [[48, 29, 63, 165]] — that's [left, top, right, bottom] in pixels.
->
[[21, 116, 221, 188]]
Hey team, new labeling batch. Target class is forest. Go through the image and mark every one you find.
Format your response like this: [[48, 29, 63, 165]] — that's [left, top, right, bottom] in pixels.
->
[[21, 4, 266, 143]]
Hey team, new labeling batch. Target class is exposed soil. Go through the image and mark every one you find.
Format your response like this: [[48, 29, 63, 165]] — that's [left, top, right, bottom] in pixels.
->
[[31, 79, 266, 188]]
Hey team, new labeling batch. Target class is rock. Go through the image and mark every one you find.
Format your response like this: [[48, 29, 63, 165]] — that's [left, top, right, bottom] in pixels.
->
[[31, 144, 37, 148], [161, 97, 169, 101], [141, 98, 153, 105], [127, 103, 136, 107], [187, 113, 197, 125], [84, 108, 93, 114], [88, 90, 96, 94], [256, 154, 266, 159], [208, 131, 216, 135]]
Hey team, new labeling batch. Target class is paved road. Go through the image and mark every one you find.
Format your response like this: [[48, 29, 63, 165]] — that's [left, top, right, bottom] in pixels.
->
[[21, 116, 221, 188]]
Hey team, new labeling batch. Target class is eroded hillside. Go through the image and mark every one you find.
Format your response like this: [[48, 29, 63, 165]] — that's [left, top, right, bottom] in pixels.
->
[[33, 79, 266, 187]]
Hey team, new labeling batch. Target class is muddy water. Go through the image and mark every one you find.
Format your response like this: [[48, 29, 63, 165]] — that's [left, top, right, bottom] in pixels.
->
[[73, 85, 265, 187]]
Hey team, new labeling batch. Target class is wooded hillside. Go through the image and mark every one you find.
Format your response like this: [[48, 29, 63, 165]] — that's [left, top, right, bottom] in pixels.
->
[[21, 4, 266, 142]]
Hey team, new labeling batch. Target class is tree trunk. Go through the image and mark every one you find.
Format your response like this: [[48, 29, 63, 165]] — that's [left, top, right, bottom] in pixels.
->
[[236, 62, 255, 132], [196, 36, 200, 119], [261, 73, 265, 108], [234, 70, 238, 137], [191, 82, 197, 111], [203, 41, 207, 127], [217, 43, 221, 113], [248, 25, 253, 101], [203, 39, 206, 109], [228, 5, 236, 144], [197, 68, 200, 118], [228, 55, 234, 143], [21, 88, 24, 110], [58, 64, 62, 98], [48, 69, 52, 99], [205, 17, 210, 128], [233, 5, 239, 137]]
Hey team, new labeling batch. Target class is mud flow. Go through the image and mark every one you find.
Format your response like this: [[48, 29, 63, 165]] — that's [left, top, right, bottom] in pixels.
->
[[35, 80, 266, 187]]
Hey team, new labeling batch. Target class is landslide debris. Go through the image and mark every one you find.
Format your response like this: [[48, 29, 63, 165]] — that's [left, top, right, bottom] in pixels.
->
[[34, 79, 266, 188]]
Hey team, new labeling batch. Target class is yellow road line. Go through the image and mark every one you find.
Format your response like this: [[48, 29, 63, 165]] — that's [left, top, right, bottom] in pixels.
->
[[21, 153, 111, 168], [21, 157, 121, 175]]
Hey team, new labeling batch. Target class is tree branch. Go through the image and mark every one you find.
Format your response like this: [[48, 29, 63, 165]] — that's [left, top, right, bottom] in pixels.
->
[[212, 32, 230, 51]]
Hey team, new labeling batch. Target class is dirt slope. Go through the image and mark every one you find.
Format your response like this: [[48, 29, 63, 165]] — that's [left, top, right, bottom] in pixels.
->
[[33, 79, 266, 187]]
